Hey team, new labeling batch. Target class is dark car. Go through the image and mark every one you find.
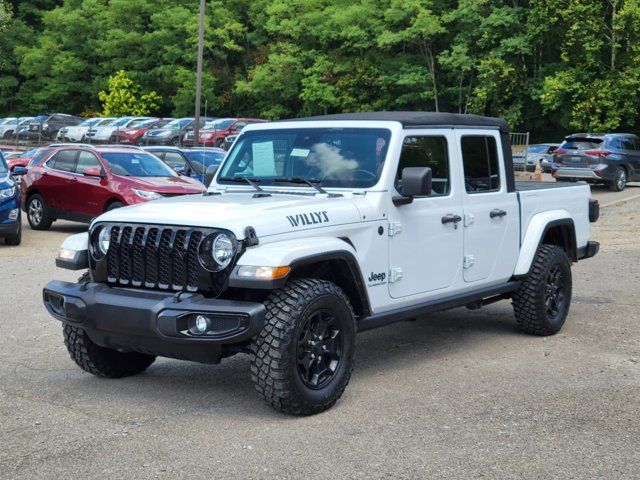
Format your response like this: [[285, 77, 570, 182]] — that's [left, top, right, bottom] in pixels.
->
[[183, 118, 267, 147], [21, 146, 206, 230], [552, 133, 640, 191], [140, 117, 214, 146], [0, 151, 26, 245], [143, 146, 226, 185], [18, 114, 84, 141]]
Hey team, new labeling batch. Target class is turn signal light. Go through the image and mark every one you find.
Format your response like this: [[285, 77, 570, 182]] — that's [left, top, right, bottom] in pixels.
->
[[236, 265, 291, 279]]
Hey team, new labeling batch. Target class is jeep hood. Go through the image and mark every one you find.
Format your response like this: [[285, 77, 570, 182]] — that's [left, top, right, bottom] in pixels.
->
[[94, 192, 363, 239]]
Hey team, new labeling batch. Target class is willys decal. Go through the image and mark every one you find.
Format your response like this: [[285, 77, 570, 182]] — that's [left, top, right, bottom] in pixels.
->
[[286, 211, 329, 227]]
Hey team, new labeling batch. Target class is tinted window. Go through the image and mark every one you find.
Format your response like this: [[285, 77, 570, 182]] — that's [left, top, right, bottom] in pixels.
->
[[0, 152, 6, 174], [461, 136, 501, 193], [185, 151, 226, 173], [101, 152, 177, 177], [48, 150, 78, 172], [162, 152, 188, 170], [560, 138, 603, 150], [619, 137, 635, 150], [396, 136, 450, 196], [76, 151, 102, 173], [205, 119, 234, 130], [29, 148, 53, 165]]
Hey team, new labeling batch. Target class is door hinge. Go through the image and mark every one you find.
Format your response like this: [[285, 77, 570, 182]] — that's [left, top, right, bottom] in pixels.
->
[[464, 213, 475, 227], [389, 267, 403, 283], [463, 255, 475, 269], [388, 221, 402, 236]]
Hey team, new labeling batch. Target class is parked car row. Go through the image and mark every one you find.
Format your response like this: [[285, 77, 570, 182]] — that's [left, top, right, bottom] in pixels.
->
[[0, 114, 267, 149]]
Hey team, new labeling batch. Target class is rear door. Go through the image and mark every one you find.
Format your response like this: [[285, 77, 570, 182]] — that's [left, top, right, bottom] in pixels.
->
[[42, 149, 79, 212], [455, 130, 520, 284], [387, 130, 464, 299]]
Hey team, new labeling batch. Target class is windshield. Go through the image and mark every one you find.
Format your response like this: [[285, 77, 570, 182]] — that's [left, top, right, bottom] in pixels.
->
[[101, 152, 177, 177], [165, 119, 191, 129], [29, 148, 51, 165], [32, 115, 48, 123], [204, 119, 233, 130], [129, 118, 157, 128], [20, 148, 38, 158], [79, 118, 102, 127], [218, 127, 392, 189], [185, 150, 226, 173], [109, 117, 132, 127]]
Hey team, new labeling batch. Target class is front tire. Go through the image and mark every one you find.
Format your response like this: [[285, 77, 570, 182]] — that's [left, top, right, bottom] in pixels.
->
[[27, 194, 53, 230], [251, 278, 356, 415], [512, 245, 572, 336], [4, 219, 21, 245]]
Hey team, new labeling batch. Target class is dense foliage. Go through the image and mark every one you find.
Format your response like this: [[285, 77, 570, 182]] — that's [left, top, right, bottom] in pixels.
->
[[1, 0, 640, 137]]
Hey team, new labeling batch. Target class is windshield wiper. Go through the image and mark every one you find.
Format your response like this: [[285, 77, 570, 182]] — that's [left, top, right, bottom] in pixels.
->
[[273, 177, 341, 197], [220, 176, 264, 192]]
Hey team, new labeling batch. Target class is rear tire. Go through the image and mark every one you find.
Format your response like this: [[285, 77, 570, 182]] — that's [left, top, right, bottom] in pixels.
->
[[512, 245, 572, 336], [250, 278, 356, 415], [608, 167, 627, 192], [27, 194, 53, 230]]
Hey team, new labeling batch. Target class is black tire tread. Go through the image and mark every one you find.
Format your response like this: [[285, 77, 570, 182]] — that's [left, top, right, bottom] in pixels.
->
[[27, 194, 53, 230], [250, 278, 355, 415], [63, 272, 156, 378], [512, 244, 571, 336]]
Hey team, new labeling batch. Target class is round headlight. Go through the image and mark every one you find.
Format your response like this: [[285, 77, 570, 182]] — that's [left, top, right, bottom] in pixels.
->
[[199, 232, 236, 271], [97, 227, 111, 255]]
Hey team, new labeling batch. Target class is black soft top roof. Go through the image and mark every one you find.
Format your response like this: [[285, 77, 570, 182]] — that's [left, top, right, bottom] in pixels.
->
[[289, 111, 510, 133]]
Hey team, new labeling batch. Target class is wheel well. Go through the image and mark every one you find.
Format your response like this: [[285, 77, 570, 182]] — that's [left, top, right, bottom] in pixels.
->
[[289, 257, 370, 318], [26, 189, 41, 204], [541, 221, 577, 262], [104, 198, 123, 212]]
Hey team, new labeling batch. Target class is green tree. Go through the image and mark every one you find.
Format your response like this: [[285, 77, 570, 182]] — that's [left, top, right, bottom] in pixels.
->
[[98, 70, 161, 116]]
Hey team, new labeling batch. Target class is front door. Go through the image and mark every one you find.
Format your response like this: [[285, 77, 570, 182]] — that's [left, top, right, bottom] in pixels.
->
[[455, 131, 520, 284], [388, 131, 464, 299], [74, 150, 108, 217]]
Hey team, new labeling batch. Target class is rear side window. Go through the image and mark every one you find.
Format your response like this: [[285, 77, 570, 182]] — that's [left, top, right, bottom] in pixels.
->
[[619, 137, 635, 150], [560, 138, 603, 150], [461, 136, 501, 193], [47, 150, 77, 172], [396, 136, 450, 196]]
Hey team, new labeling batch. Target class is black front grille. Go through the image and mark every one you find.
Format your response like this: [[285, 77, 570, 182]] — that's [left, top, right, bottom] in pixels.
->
[[104, 224, 208, 292]]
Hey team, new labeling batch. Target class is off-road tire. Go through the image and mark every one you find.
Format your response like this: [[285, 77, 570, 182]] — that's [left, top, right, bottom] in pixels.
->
[[62, 273, 156, 378], [608, 167, 627, 192], [250, 278, 356, 415], [4, 220, 21, 245], [512, 245, 572, 336], [26, 193, 53, 230]]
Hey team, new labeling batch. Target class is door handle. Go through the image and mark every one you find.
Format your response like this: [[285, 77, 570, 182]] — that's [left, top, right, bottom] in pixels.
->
[[441, 214, 462, 225], [490, 209, 507, 218]]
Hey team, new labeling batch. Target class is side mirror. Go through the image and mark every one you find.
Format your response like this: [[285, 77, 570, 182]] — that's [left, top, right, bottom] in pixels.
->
[[82, 168, 104, 178], [204, 164, 219, 187], [393, 166, 432, 206], [11, 166, 28, 176]]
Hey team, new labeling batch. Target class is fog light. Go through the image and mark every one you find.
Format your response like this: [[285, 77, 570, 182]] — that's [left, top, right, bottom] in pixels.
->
[[8, 209, 19, 220], [194, 315, 209, 334]]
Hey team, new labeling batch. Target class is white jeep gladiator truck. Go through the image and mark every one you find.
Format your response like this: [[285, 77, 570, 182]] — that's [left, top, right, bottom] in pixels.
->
[[43, 112, 600, 415]]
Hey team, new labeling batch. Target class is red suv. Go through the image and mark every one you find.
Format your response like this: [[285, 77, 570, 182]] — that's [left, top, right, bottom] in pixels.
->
[[182, 118, 267, 147], [21, 146, 205, 230]]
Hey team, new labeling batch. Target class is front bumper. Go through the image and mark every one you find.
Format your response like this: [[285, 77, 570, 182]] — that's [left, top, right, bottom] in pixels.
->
[[43, 280, 266, 363], [0, 199, 20, 237]]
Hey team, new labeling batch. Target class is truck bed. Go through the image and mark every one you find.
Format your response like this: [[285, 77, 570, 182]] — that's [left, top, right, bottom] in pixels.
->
[[515, 180, 584, 191]]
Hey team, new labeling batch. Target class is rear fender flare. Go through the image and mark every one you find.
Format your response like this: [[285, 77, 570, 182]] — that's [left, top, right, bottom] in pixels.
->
[[514, 210, 576, 276]]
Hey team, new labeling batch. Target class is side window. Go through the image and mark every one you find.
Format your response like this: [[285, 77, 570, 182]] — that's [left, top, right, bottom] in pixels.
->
[[162, 152, 187, 170], [461, 136, 501, 193], [620, 137, 635, 150], [47, 150, 78, 172], [396, 136, 450, 196], [75, 151, 102, 173]]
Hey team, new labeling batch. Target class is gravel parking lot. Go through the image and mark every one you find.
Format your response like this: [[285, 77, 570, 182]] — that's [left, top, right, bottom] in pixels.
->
[[1, 195, 639, 479]]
